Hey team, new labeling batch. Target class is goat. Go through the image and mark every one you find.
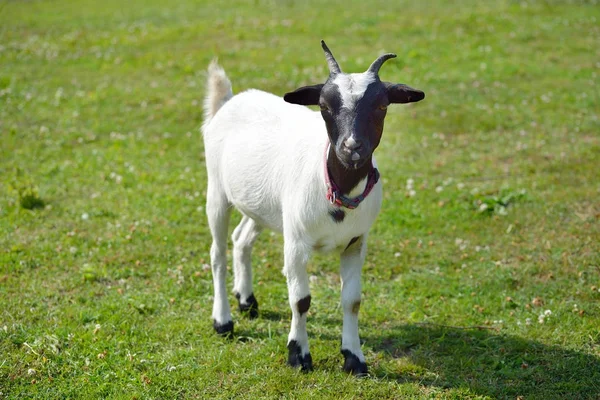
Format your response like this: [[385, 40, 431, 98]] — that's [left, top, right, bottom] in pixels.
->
[[202, 41, 424, 375]]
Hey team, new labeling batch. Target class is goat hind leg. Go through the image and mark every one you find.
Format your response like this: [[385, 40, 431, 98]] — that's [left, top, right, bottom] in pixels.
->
[[232, 215, 262, 318], [206, 186, 233, 336]]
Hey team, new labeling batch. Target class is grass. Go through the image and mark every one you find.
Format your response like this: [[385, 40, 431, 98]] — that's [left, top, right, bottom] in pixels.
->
[[1, 0, 599, 398]]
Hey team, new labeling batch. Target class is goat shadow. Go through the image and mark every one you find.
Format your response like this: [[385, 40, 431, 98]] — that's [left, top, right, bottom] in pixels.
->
[[365, 323, 600, 400]]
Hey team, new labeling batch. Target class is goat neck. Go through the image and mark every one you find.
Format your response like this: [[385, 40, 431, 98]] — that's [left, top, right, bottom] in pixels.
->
[[326, 144, 374, 195]]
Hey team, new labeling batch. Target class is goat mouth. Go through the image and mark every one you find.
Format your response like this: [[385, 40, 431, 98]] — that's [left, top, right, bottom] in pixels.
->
[[337, 155, 369, 170]]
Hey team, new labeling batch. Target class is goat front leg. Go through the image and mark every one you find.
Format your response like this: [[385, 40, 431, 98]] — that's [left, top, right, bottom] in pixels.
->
[[283, 237, 313, 371], [340, 235, 368, 375]]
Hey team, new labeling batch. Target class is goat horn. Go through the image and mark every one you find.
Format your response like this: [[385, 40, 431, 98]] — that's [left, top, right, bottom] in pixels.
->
[[367, 53, 397, 75], [321, 40, 341, 75]]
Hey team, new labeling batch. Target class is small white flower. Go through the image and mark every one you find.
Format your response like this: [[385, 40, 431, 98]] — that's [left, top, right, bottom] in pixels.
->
[[479, 203, 489, 212], [457, 182, 465, 190], [408, 189, 416, 197], [525, 318, 532, 326], [435, 186, 443, 193], [309, 275, 318, 283], [27, 368, 36, 376], [394, 252, 401, 258], [81, 213, 89, 220], [538, 314, 545, 324], [544, 309, 552, 316]]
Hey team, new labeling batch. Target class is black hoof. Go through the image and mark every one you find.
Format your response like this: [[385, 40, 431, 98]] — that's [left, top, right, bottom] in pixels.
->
[[235, 292, 259, 319], [342, 349, 368, 376], [287, 340, 313, 372], [213, 320, 234, 338]]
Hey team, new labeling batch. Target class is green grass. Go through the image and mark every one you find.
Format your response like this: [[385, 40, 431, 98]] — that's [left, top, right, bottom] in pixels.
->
[[1, 0, 599, 398]]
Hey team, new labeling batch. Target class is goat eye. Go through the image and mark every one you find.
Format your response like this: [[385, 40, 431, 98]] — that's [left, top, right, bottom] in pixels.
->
[[378, 104, 388, 111], [319, 104, 329, 111]]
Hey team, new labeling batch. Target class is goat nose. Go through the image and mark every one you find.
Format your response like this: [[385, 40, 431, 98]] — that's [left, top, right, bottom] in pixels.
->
[[344, 136, 361, 150]]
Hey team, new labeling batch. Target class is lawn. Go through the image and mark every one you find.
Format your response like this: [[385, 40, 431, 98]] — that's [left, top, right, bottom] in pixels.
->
[[1, 0, 599, 398]]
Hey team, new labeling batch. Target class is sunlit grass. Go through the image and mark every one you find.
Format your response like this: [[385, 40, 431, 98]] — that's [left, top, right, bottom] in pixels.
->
[[1, 0, 599, 398]]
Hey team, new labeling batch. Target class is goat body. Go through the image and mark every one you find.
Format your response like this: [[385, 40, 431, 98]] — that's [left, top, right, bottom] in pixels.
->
[[205, 87, 382, 248]]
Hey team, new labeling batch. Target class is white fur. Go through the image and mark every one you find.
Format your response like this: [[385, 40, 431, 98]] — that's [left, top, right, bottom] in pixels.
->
[[203, 59, 233, 126], [333, 73, 375, 110], [202, 63, 382, 368]]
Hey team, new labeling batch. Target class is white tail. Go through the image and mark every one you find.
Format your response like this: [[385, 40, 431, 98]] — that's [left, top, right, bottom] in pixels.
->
[[203, 59, 233, 126]]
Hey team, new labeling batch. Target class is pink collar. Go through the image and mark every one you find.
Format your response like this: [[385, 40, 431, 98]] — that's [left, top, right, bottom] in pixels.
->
[[324, 144, 380, 210]]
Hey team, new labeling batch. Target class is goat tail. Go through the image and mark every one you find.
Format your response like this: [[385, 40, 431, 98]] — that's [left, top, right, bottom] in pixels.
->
[[203, 59, 233, 126]]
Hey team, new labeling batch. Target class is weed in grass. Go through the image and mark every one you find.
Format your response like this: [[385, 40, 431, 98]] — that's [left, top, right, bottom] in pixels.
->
[[7, 170, 46, 211], [472, 187, 527, 216]]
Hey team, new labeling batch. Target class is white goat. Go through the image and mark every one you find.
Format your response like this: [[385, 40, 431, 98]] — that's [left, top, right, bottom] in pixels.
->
[[202, 41, 424, 375]]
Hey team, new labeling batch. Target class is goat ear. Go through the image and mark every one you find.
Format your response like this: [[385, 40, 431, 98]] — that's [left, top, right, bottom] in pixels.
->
[[283, 84, 324, 106], [384, 82, 425, 104]]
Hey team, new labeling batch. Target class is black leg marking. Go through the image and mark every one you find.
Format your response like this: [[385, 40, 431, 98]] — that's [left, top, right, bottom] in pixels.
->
[[235, 292, 259, 319], [351, 300, 361, 314], [213, 320, 234, 338], [341, 349, 368, 376], [287, 340, 313, 372], [297, 295, 311, 316], [329, 209, 345, 223], [345, 236, 361, 251]]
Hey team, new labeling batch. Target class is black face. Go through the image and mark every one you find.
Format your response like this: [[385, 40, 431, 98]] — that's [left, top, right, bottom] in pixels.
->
[[284, 73, 424, 170], [284, 73, 425, 169], [318, 78, 389, 169]]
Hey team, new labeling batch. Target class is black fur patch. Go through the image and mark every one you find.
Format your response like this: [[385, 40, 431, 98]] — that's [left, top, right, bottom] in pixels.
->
[[297, 295, 311, 315], [345, 236, 360, 250], [235, 292, 259, 319], [287, 340, 313, 372], [341, 349, 368, 376], [213, 320, 234, 338], [329, 209, 345, 223]]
